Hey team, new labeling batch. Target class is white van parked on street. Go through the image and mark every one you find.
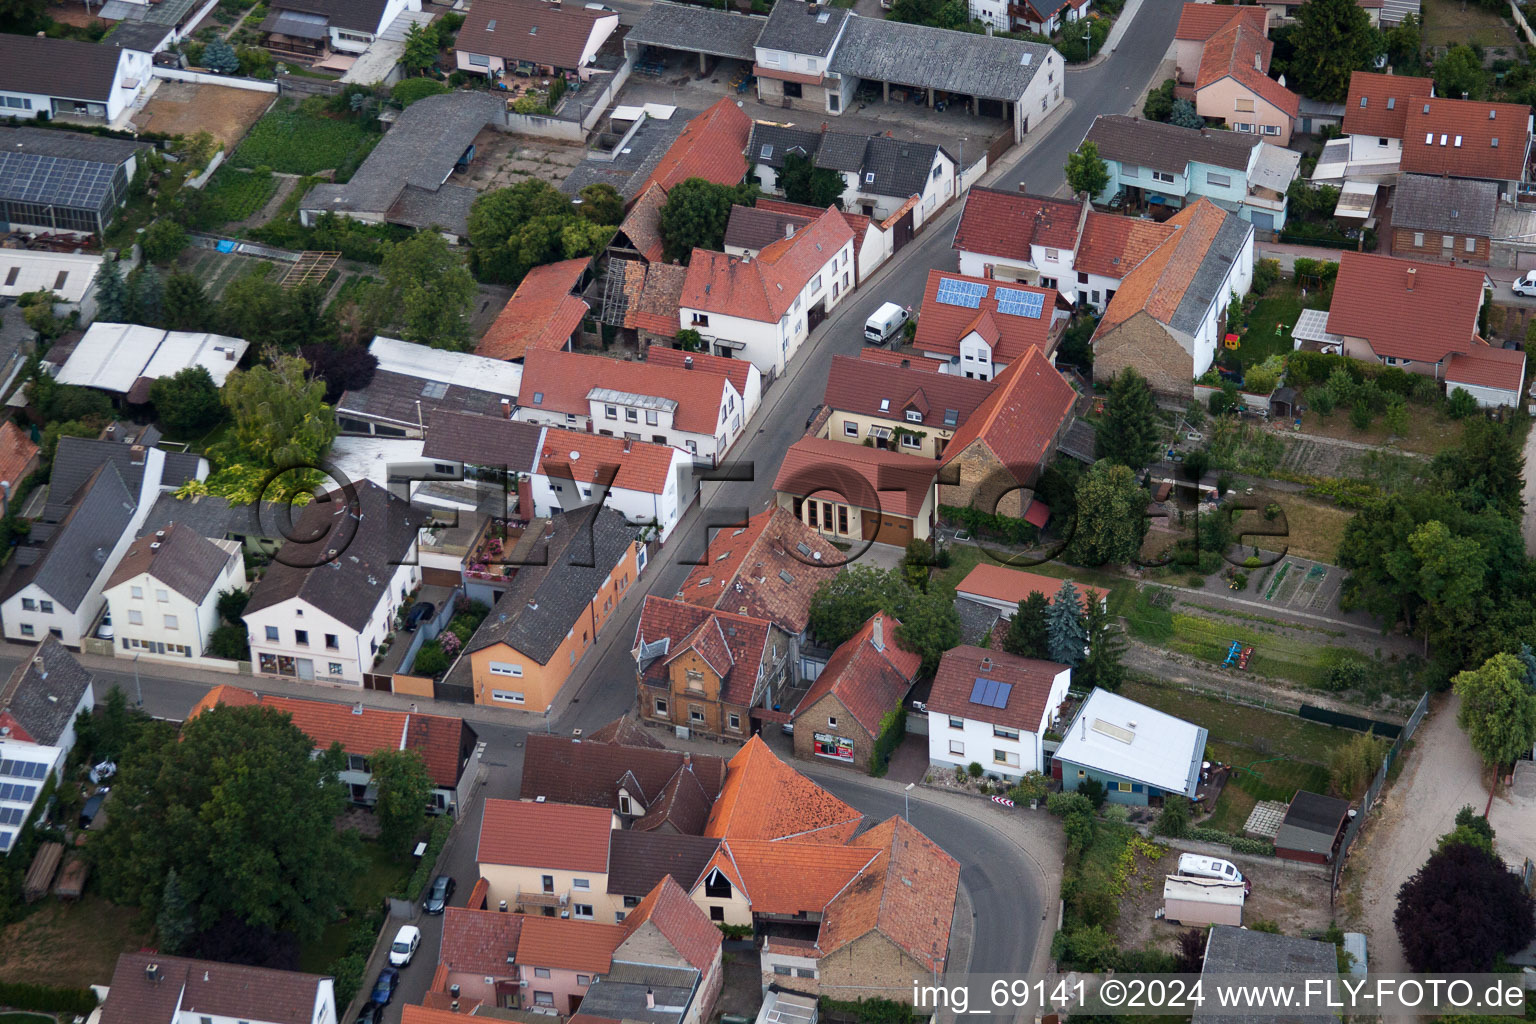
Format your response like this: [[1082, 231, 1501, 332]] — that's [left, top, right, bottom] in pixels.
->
[[1177, 853, 1251, 893], [864, 302, 909, 345]]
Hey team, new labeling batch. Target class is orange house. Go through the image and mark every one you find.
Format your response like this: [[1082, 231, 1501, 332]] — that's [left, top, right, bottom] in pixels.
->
[[634, 595, 780, 741], [466, 505, 644, 712]]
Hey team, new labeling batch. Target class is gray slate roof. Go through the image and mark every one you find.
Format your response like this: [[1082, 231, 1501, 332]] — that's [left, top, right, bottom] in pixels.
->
[[48, 436, 201, 520], [1273, 790, 1350, 855], [830, 17, 1053, 102], [749, 123, 821, 169], [1169, 208, 1252, 336], [0, 35, 124, 104], [303, 91, 502, 237], [747, 123, 941, 197], [624, 3, 765, 61], [756, 0, 849, 58], [422, 411, 544, 473], [955, 597, 1005, 648], [1083, 114, 1260, 174], [103, 21, 176, 52], [560, 112, 694, 198], [1196, 927, 1339, 1024], [862, 136, 942, 199], [337, 368, 509, 429], [814, 130, 868, 172], [136, 494, 288, 543], [1392, 173, 1498, 236], [106, 522, 233, 604], [242, 480, 426, 632], [579, 962, 699, 1024], [0, 635, 93, 747], [724, 204, 812, 251], [3, 463, 136, 612], [606, 831, 721, 897], [466, 505, 640, 663], [267, 0, 392, 33]]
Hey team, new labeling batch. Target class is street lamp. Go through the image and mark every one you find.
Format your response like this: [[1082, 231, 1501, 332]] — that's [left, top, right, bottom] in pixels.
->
[[904, 781, 915, 820], [133, 652, 142, 708]]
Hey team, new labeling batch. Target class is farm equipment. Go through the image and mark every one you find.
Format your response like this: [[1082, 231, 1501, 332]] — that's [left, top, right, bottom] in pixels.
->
[[1237, 646, 1254, 670], [1223, 641, 1242, 667]]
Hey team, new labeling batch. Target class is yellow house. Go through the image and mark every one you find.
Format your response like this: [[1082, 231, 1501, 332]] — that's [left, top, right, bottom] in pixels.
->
[[477, 799, 620, 920], [819, 353, 996, 460]]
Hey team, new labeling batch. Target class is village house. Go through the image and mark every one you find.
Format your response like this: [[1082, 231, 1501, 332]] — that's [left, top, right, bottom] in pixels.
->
[[101, 523, 246, 664], [518, 732, 726, 832], [455, 0, 619, 81], [913, 270, 1067, 380], [1399, 96, 1536, 197], [0, 422, 39, 508], [1191, 13, 1298, 143], [477, 797, 620, 916], [819, 353, 995, 459], [261, 0, 419, 57], [1312, 71, 1436, 186], [606, 830, 722, 917], [634, 595, 781, 742], [242, 480, 426, 687], [1390, 174, 1497, 264], [790, 613, 921, 771], [98, 952, 337, 1024], [337, 335, 526, 439], [528, 428, 695, 541], [925, 645, 1071, 780], [0, 250, 106, 321], [966, 0, 1090, 37], [186, 683, 479, 814], [646, 346, 764, 424], [563, 98, 752, 201], [953, 563, 1109, 636], [0, 37, 153, 128], [0, 637, 94, 853], [1053, 687, 1208, 805], [774, 436, 939, 546], [678, 206, 856, 376], [514, 349, 751, 465], [53, 322, 248, 403], [724, 198, 890, 287], [463, 505, 644, 712], [476, 258, 593, 363], [1090, 198, 1256, 396]]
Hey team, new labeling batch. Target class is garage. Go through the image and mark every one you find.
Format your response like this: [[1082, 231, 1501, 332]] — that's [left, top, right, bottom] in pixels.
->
[[1444, 345, 1528, 410], [622, 4, 765, 79], [860, 509, 914, 547]]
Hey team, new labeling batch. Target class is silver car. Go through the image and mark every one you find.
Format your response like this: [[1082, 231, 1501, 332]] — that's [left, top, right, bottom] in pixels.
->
[[1514, 271, 1536, 298]]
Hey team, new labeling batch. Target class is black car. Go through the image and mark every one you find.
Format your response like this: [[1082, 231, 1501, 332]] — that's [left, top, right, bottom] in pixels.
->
[[371, 967, 399, 1006], [79, 792, 106, 830], [424, 873, 456, 914], [355, 1003, 383, 1024], [405, 602, 435, 631]]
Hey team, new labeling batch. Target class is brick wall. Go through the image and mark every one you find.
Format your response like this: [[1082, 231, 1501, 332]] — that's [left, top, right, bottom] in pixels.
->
[[1093, 311, 1195, 398], [939, 440, 1035, 518], [792, 692, 876, 771], [816, 934, 933, 1005], [1391, 229, 1491, 265]]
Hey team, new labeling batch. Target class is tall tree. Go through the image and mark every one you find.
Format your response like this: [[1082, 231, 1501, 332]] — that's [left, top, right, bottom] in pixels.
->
[[400, 21, 441, 75], [577, 184, 625, 226], [94, 704, 362, 938], [202, 39, 241, 74], [1095, 367, 1161, 468], [300, 343, 378, 404], [1046, 581, 1088, 667], [467, 179, 577, 282], [163, 273, 210, 332], [95, 257, 129, 323], [779, 152, 846, 209], [1284, 0, 1378, 102], [222, 352, 337, 471], [375, 232, 478, 351], [1066, 461, 1149, 567], [808, 564, 902, 647], [1004, 592, 1051, 659], [1079, 597, 1127, 692], [1431, 416, 1525, 518], [1395, 839, 1535, 971], [1454, 652, 1536, 769], [1064, 142, 1110, 199], [893, 588, 961, 676], [149, 366, 224, 438], [369, 748, 433, 859], [658, 179, 758, 264], [1433, 44, 1488, 101], [1407, 519, 1488, 651], [156, 868, 196, 954], [129, 264, 165, 327]]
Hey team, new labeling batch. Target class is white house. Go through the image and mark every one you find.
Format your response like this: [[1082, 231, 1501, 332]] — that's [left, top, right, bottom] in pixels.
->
[[243, 480, 426, 686], [645, 346, 764, 427], [528, 429, 695, 543], [925, 645, 1070, 781], [262, 0, 421, 56], [99, 952, 337, 1024], [1313, 71, 1435, 185], [0, 35, 153, 127], [1444, 346, 1528, 409], [0, 250, 106, 321], [515, 349, 749, 465], [966, 0, 1089, 35], [1053, 687, 1208, 806], [678, 206, 855, 376], [0, 636, 94, 852], [456, 0, 618, 80], [102, 523, 246, 664]]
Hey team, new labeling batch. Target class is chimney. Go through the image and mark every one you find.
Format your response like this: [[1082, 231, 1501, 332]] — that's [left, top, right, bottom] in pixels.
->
[[684, 752, 691, 766], [872, 614, 884, 651], [624, 437, 633, 453], [146, 963, 161, 982], [129, 444, 146, 466], [502, 397, 513, 418], [452, 984, 463, 998], [352, 701, 364, 715], [785, 223, 796, 239], [900, 358, 910, 368], [684, 355, 694, 369], [1406, 267, 1416, 291], [981, 655, 992, 671], [647, 989, 656, 1009], [500, 899, 509, 912]]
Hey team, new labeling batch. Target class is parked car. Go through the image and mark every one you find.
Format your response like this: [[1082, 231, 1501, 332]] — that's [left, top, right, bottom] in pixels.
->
[[96, 611, 113, 640], [424, 874, 456, 914], [371, 967, 399, 1005], [89, 760, 116, 784], [355, 1003, 383, 1024], [388, 924, 421, 966], [1515, 271, 1536, 297], [863, 301, 910, 345], [79, 792, 107, 830], [405, 602, 435, 632]]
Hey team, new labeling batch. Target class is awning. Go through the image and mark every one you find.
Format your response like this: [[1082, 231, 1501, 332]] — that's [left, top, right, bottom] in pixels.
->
[[1334, 180, 1378, 220], [710, 338, 746, 351], [868, 425, 892, 439]]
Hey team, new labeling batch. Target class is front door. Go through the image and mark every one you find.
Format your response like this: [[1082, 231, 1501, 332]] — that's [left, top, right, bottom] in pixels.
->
[[296, 658, 314, 680], [542, 874, 555, 893]]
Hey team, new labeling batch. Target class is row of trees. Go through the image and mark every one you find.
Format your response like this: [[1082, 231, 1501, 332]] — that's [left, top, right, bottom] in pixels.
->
[[1002, 579, 1128, 691]]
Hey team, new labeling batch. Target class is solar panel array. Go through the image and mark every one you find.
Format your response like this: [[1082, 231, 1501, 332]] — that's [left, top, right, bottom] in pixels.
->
[[968, 677, 1014, 709], [0, 759, 48, 781], [0, 830, 11, 851], [0, 807, 22, 827], [0, 782, 37, 802], [994, 286, 1045, 319], [0, 151, 117, 211], [935, 278, 988, 309]]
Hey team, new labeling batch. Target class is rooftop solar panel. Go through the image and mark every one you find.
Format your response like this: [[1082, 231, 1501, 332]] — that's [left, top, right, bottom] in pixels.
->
[[935, 278, 988, 309], [994, 286, 1045, 319]]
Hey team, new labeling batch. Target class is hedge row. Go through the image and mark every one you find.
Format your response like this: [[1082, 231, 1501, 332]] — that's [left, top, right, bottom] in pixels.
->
[[1179, 825, 1275, 856], [0, 980, 99, 1015], [393, 815, 452, 902]]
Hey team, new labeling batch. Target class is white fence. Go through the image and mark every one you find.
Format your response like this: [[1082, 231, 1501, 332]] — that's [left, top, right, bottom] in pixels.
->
[[151, 67, 281, 93], [502, 110, 586, 141]]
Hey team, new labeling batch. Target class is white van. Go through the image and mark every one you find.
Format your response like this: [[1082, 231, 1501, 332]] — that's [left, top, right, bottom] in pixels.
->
[[1177, 853, 1250, 893], [864, 302, 909, 345]]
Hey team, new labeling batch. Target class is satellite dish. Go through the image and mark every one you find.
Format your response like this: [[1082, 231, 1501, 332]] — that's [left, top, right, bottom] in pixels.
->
[[569, 451, 581, 460]]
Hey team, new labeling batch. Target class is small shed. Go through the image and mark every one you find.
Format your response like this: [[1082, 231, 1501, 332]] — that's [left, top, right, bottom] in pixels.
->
[[53, 853, 89, 900], [1274, 790, 1351, 864], [22, 841, 63, 902], [1163, 874, 1245, 926], [1269, 386, 1297, 420]]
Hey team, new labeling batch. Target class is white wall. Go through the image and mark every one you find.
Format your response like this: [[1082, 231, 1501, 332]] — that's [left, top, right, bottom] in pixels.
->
[[529, 448, 692, 541], [926, 666, 1070, 778], [244, 560, 419, 684], [104, 541, 244, 661], [1448, 380, 1521, 409], [168, 977, 337, 1024], [1018, 48, 1064, 133], [1347, 132, 1402, 164], [517, 380, 746, 465]]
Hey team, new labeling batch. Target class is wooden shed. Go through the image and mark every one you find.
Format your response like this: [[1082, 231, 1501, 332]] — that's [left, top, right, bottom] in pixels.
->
[[1163, 874, 1245, 926], [22, 841, 63, 903], [1274, 790, 1351, 864]]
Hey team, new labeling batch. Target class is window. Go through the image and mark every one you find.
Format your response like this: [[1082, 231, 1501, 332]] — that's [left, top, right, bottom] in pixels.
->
[[949, 739, 964, 755], [1118, 781, 1133, 792], [837, 505, 849, 533], [624, 895, 641, 908], [573, 903, 594, 919], [1261, 125, 1280, 136], [1151, 170, 1175, 184], [1413, 232, 1424, 247], [130, 586, 143, 599], [337, 28, 372, 41], [605, 405, 618, 419], [775, 965, 793, 976], [265, 626, 279, 641], [294, 629, 308, 645], [1466, 237, 1477, 253], [811, 273, 823, 291], [948, 715, 963, 729], [625, 408, 638, 423], [806, 57, 818, 70], [1044, 247, 1059, 261], [1, 97, 31, 110], [128, 610, 143, 625], [844, 421, 859, 437], [828, 715, 839, 728], [1206, 172, 1231, 188], [655, 697, 669, 715], [728, 713, 741, 730], [686, 440, 698, 454], [994, 749, 1020, 768], [19, 599, 33, 611], [710, 906, 725, 921], [705, 870, 733, 898], [1234, 122, 1254, 133], [325, 633, 339, 650], [574, 878, 591, 889], [347, 754, 369, 772], [1379, 137, 1390, 146], [905, 409, 922, 423], [901, 432, 920, 449], [328, 662, 343, 675], [646, 410, 659, 425], [534, 993, 555, 1008], [994, 725, 1020, 740], [489, 661, 523, 676], [689, 705, 705, 724], [491, 690, 525, 704], [1122, 164, 1139, 177], [535, 968, 552, 979], [1234, 97, 1254, 112], [156, 589, 168, 602], [38, 600, 52, 614], [691, 313, 709, 327], [578, 975, 592, 986], [1442, 235, 1454, 249], [865, 172, 876, 183]]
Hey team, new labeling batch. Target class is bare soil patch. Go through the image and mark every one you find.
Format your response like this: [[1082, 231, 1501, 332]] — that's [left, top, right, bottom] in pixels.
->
[[0, 896, 150, 988], [138, 82, 277, 149], [459, 130, 590, 191]]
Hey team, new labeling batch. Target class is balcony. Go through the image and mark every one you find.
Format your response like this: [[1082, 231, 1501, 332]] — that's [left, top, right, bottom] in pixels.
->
[[516, 888, 570, 909]]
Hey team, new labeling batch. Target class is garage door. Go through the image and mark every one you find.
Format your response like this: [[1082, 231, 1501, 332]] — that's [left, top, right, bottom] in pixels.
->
[[860, 509, 913, 546], [1250, 211, 1275, 231]]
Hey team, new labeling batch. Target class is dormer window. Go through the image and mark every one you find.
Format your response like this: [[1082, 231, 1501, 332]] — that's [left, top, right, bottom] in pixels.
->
[[906, 410, 922, 423], [618, 792, 633, 814]]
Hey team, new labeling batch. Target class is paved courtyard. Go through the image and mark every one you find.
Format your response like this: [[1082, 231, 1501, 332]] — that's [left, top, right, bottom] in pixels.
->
[[1243, 799, 1287, 838]]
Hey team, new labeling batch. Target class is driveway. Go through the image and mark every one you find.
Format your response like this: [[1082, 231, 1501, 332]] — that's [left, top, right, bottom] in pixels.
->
[[1345, 694, 1485, 973], [1521, 424, 1536, 554]]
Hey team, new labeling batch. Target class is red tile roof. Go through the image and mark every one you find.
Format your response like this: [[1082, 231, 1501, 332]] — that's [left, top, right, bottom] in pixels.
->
[[675, 507, 840, 634], [773, 435, 938, 519], [1075, 211, 1176, 280], [620, 182, 668, 263], [185, 685, 468, 787], [621, 875, 722, 973], [681, 206, 854, 323], [817, 817, 960, 971], [955, 563, 1108, 611], [928, 644, 1066, 733], [1399, 97, 1533, 182], [534, 427, 679, 495], [635, 595, 773, 706], [952, 188, 1087, 263], [699, 839, 877, 914], [628, 261, 689, 337], [458, 0, 611, 68], [1325, 252, 1483, 363], [1195, 19, 1299, 118], [705, 734, 862, 843], [1174, 2, 1267, 40], [856, 348, 948, 373], [646, 345, 755, 398], [822, 353, 995, 427], [640, 97, 752, 195], [520, 349, 732, 433], [793, 613, 921, 737], [913, 270, 1060, 364], [477, 258, 591, 361], [1446, 344, 1527, 392], [406, 1007, 482, 1024], [0, 421, 38, 490], [756, 197, 874, 260], [1342, 71, 1435, 139], [477, 798, 614, 871], [101, 953, 329, 1024], [1096, 199, 1233, 334], [517, 915, 627, 973], [939, 348, 1075, 487], [440, 906, 523, 977]]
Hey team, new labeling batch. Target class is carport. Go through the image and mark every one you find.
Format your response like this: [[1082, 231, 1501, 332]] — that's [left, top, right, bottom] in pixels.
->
[[624, 3, 766, 76]]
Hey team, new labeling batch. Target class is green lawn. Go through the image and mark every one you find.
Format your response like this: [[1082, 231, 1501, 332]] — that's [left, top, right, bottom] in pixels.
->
[[298, 840, 410, 974], [230, 98, 381, 175], [1229, 283, 1329, 367], [1421, 0, 1522, 47], [203, 166, 280, 224], [1162, 610, 1366, 688], [1120, 678, 1355, 765]]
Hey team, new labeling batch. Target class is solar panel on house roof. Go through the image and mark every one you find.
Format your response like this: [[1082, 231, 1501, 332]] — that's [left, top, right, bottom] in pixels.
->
[[968, 678, 1014, 708], [0, 759, 48, 781], [935, 278, 988, 309], [994, 286, 1045, 319]]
